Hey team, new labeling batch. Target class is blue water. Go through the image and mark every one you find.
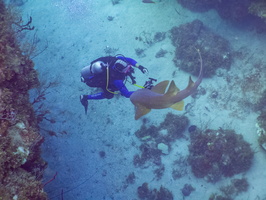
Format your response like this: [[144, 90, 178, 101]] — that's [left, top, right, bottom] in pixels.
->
[[7, 0, 266, 199]]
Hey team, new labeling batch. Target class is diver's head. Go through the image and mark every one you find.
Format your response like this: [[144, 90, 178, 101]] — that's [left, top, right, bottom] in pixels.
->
[[80, 61, 107, 82], [113, 59, 131, 74]]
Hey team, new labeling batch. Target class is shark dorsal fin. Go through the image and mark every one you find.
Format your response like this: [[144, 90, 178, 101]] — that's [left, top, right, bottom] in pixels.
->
[[186, 76, 195, 90], [165, 80, 180, 96], [134, 103, 151, 120], [151, 80, 170, 94]]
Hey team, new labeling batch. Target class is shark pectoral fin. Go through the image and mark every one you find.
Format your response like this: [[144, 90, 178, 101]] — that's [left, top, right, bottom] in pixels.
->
[[165, 80, 180, 96], [170, 100, 184, 111], [151, 80, 170, 94], [134, 104, 151, 120]]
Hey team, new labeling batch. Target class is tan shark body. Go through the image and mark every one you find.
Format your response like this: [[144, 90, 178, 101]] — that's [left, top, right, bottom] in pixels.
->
[[130, 50, 203, 120]]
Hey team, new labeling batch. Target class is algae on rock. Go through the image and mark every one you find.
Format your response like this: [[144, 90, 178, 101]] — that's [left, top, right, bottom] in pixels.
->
[[0, 1, 47, 199]]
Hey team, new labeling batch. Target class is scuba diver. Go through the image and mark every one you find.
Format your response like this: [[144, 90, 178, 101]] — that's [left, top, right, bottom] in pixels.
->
[[80, 55, 149, 114]]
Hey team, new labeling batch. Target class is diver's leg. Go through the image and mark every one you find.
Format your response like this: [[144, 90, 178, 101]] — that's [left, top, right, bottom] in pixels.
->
[[81, 91, 114, 101], [113, 80, 134, 98], [87, 93, 106, 99], [80, 93, 106, 114], [101, 89, 115, 99]]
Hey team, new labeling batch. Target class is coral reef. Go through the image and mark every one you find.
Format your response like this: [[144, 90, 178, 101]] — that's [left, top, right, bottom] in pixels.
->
[[172, 155, 188, 179], [135, 113, 189, 145], [104, 46, 119, 55], [153, 32, 166, 43], [181, 183, 195, 197], [133, 113, 189, 167], [111, 0, 122, 5], [135, 48, 146, 58], [249, 0, 266, 22], [255, 89, 266, 111], [0, 1, 47, 199], [256, 111, 266, 151], [209, 177, 249, 199], [155, 48, 168, 58], [133, 113, 189, 184], [177, 0, 254, 22], [176, 0, 266, 32], [209, 193, 233, 200], [159, 113, 189, 141], [220, 178, 249, 198], [136, 31, 166, 47], [137, 183, 174, 200], [133, 142, 162, 168], [122, 172, 136, 189], [153, 165, 165, 180], [170, 20, 232, 77], [188, 128, 254, 182]]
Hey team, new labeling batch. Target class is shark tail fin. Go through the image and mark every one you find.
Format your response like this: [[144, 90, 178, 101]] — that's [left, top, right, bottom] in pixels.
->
[[170, 100, 184, 111], [165, 80, 180, 96]]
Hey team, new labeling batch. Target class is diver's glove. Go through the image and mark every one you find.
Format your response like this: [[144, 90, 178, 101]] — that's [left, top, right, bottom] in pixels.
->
[[138, 65, 149, 74]]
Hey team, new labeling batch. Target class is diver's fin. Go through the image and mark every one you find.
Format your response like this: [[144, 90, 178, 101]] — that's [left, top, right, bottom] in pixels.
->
[[134, 104, 151, 120], [80, 95, 88, 115], [151, 80, 170, 94], [170, 100, 184, 111]]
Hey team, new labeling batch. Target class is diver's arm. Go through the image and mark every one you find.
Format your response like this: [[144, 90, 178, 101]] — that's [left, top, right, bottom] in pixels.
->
[[134, 63, 148, 74], [116, 56, 138, 66], [117, 56, 148, 74]]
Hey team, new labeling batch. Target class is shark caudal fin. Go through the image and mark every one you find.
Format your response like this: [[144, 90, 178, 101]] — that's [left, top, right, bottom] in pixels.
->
[[134, 104, 151, 120]]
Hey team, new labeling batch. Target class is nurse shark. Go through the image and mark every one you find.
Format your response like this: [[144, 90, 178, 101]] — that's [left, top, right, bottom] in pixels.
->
[[130, 49, 203, 120]]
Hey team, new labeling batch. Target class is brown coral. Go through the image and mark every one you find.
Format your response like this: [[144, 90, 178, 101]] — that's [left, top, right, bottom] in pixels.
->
[[0, 1, 47, 199]]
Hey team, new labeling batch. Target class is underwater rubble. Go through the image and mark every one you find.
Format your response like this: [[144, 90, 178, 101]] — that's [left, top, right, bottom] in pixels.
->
[[0, 1, 47, 199]]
